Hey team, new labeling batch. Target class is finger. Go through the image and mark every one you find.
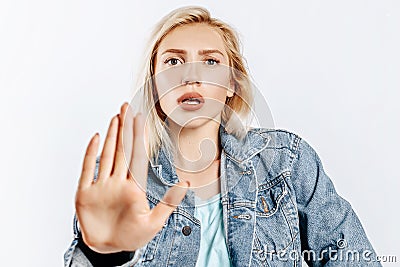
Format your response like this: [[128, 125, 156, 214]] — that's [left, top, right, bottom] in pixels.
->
[[121, 104, 134, 179], [128, 113, 149, 191], [78, 133, 100, 189], [98, 115, 119, 180], [149, 181, 190, 227], [113, 103, 130, 177]]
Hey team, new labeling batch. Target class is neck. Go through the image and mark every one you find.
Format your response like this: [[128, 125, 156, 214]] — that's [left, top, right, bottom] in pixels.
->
[[169, 119, 221, 173]]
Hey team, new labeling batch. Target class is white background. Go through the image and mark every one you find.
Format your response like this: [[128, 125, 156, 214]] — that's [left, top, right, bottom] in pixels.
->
[[0, 0, 399, 266]]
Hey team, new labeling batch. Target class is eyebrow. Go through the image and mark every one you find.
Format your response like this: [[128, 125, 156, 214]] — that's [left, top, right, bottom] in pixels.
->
[[160, 49, 225, 57], [198, 49, 224, 56], [160, 49, 186, 56]]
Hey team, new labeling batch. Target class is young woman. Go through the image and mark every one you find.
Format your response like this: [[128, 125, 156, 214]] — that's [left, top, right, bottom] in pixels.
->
[[64, 6, 381, 267]]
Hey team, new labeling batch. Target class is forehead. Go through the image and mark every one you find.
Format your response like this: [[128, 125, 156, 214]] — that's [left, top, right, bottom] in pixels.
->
[[158, 23, 227, 56]]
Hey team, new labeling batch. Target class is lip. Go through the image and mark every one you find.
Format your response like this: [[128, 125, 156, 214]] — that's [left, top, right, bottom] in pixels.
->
[[177, 92, 205, 111]]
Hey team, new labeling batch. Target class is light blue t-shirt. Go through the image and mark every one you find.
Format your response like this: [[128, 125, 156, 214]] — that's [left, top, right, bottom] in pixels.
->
[[194, 193, 232, 267]]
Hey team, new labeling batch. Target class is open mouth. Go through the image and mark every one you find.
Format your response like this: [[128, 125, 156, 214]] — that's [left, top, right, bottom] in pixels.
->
[[177, 92, 205, 111], [181, 98, 202, 105]]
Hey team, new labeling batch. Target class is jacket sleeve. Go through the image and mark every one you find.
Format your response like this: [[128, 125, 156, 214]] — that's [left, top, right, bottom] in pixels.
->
[[63, 157, 145, 267], [290, 137, 382, 266], [64, 235, 145, 267]]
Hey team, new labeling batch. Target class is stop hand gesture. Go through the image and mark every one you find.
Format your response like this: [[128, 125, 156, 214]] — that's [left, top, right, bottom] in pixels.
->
[[75, 103, 189, 253]]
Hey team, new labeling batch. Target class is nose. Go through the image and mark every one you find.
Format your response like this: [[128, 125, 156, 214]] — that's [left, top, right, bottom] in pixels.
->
[[181, 62, 201, 86]]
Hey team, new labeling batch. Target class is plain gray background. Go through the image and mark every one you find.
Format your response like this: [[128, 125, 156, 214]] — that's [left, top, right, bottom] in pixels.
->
[[0, 0, 399, 266]]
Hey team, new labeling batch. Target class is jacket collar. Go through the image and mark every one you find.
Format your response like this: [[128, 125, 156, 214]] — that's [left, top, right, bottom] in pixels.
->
[[219, 124, 271, 163], [151, 124, 271, 185]]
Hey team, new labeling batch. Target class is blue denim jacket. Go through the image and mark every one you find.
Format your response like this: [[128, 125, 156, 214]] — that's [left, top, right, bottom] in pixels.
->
[[65, 126, 382, 266]]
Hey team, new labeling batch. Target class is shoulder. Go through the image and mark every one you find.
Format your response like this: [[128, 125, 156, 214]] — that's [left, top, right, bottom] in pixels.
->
[[247, 127, 321, 164], [247, 127, 303, 153], [221, 125, 315, 163]]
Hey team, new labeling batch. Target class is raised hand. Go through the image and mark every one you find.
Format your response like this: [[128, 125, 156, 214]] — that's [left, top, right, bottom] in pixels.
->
[[75, 103, 189, 253]]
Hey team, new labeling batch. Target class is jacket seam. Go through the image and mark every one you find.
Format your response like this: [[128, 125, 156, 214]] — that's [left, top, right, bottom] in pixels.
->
[[289, 135, 302, 166]]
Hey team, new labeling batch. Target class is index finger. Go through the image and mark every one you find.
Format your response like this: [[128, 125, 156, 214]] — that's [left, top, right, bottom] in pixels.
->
[[128, 113, 150, 192], [78, 133, 100, 189]]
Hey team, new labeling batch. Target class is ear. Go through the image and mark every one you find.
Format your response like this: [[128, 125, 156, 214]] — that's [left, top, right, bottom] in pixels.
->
[[227, 79, 235, 98]]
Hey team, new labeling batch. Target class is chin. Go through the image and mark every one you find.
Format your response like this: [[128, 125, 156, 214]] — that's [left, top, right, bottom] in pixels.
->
[[181, 118, 213, 129], [168, 113, 222, 130], [168, 117, 210, 128]]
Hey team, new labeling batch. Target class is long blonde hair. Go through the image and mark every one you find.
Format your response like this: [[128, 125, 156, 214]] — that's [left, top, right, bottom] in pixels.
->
[[135, 6, 254, 163]]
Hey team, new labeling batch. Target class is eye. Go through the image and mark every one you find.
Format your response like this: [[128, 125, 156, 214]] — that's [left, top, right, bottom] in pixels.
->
[[164, 58, 183, 66], [205, 58, 219, 66]]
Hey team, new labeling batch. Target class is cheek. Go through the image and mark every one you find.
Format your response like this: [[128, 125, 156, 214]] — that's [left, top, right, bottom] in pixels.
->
[[206, 85, 230, 103], [200, 85, 230, 117], [154, 65, 185, 99], [158, 90, 176, 115], [154, 69, 181, 115]]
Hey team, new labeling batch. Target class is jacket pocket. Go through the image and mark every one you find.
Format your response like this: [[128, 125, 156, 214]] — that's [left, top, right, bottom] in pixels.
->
[[253, 171, 299, 255], [141, 197, 168, 263], [141, 223, 166, 262]]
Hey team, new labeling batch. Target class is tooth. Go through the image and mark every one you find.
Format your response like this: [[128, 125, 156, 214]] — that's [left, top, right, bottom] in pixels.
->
[[183, 99, 200, 105]]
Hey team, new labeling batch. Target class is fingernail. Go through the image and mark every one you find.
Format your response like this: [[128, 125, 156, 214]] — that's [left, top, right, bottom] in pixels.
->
[[93, 133, 99, 142]]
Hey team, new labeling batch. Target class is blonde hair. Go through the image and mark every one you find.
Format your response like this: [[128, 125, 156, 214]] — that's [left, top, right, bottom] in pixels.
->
[[135, 6, 254, 163]]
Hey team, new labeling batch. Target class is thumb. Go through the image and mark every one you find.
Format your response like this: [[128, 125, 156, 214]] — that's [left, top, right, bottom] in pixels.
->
[[149, 181, 190, 227]]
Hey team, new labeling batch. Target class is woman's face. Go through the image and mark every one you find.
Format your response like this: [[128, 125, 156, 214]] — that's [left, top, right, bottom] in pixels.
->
[[153, 23, 234, 129]]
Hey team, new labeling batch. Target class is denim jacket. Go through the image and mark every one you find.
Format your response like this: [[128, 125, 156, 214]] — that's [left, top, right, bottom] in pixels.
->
[[64, 126, 382, 266]]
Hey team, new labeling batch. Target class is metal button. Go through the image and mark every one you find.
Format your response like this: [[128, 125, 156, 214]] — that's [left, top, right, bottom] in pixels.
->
[[182, 225, 192, 236], [239, 170, 253, 175]]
